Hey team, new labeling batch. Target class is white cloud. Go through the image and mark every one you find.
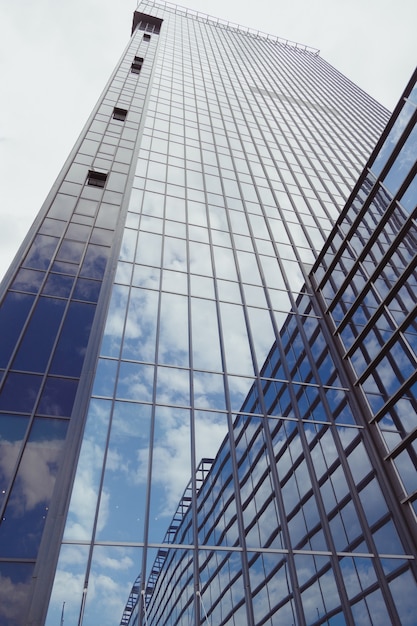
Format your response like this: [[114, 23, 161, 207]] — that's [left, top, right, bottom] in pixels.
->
[[64, 401, 112, 540], [63, 439, 111, 539], [0, 572, 32, 625], [46, 546, 137, 626], [1, 437, 64, 517], [93, 552, 134, 572], [130, 408, 227, 519]]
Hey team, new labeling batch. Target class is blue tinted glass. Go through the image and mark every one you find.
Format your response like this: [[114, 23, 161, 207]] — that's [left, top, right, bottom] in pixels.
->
[[42, 273, 75, 297], [370, 100, 416, 177], [0, 292, 34, 368], [383, 124, 417, 196], [29, 416, 68, 441], [51, 261, 79, 275], [0, 413, 28, 441], [0, 418, 68, 558], [50, 301, 96, 376], [11, 268, 45, 293], [0, 414, 29, 507], [13, 297, 66, 372], [0, 372, 42, 412], [0, 562, 34, 625], [399, 173, 417, 212], [23, 234, 59, 270], [56, 239, 85, 264], [73, 278, 102, 302], [80, 244, 110, 279], [37, 377, 79, 416]]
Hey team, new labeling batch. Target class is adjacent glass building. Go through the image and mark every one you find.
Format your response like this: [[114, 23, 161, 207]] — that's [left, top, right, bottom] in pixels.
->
[[0, 1, 415, 624]]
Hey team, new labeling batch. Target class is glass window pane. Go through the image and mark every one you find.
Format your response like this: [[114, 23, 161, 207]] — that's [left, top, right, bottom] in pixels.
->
[[50, 302, 96, 376], [0, 293, 34, 368], [0, 372, 42, 413], [0, 417, 68, 557], [13, 297, 66, 372], [37, 377, 79, 417]]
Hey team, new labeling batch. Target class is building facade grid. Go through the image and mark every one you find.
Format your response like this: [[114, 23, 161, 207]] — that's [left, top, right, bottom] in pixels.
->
[[0, 2, 415, 625]]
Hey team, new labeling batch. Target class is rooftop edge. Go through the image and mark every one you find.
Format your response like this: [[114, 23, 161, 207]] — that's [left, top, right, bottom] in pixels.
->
[[134, 0, 320, 54]]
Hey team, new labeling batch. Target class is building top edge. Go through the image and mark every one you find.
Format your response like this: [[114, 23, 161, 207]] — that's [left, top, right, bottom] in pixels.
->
[[135, 0, 320, 55]]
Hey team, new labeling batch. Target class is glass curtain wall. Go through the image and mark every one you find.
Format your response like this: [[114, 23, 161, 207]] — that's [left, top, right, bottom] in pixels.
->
[[2, 1, 415, 625], [139, 67, 417, 626], [43, 2, 394, 624], [312, 71, 417, 547]]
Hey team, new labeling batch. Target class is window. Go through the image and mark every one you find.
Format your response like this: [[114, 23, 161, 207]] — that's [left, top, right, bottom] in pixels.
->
[[143, 33, 151, 41], [113, 107, 128, 122], [86, 170, 108, 188], [132, 12, 163, 35], [131, 56, 144, 74]]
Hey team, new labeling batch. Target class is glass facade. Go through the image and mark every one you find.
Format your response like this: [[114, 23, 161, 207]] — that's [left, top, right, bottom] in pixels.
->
[[0, 2, 415, 625], [312, 79, 417, 530]]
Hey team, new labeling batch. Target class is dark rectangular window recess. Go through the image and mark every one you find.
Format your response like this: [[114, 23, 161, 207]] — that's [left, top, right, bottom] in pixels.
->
[[131, 12, 163, 35], [143, 33, 151, 41], [113, 107, 128, 122], [86, 170, 108, 188], [131, 56, 144, 74]]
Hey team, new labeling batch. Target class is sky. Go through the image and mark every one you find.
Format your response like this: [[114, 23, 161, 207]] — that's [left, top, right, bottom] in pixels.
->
[[0, 0, 416, 281]]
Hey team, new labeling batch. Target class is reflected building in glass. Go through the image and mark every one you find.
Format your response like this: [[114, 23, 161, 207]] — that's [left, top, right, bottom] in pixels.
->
[[0, 1, 416, 625]]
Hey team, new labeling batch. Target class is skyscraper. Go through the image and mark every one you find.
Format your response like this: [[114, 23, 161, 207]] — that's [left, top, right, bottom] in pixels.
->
[[0, 2, 415, 625]]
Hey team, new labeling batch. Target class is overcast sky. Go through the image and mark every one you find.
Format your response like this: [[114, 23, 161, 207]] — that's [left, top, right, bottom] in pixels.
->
[[1, 0, 416, 280]]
